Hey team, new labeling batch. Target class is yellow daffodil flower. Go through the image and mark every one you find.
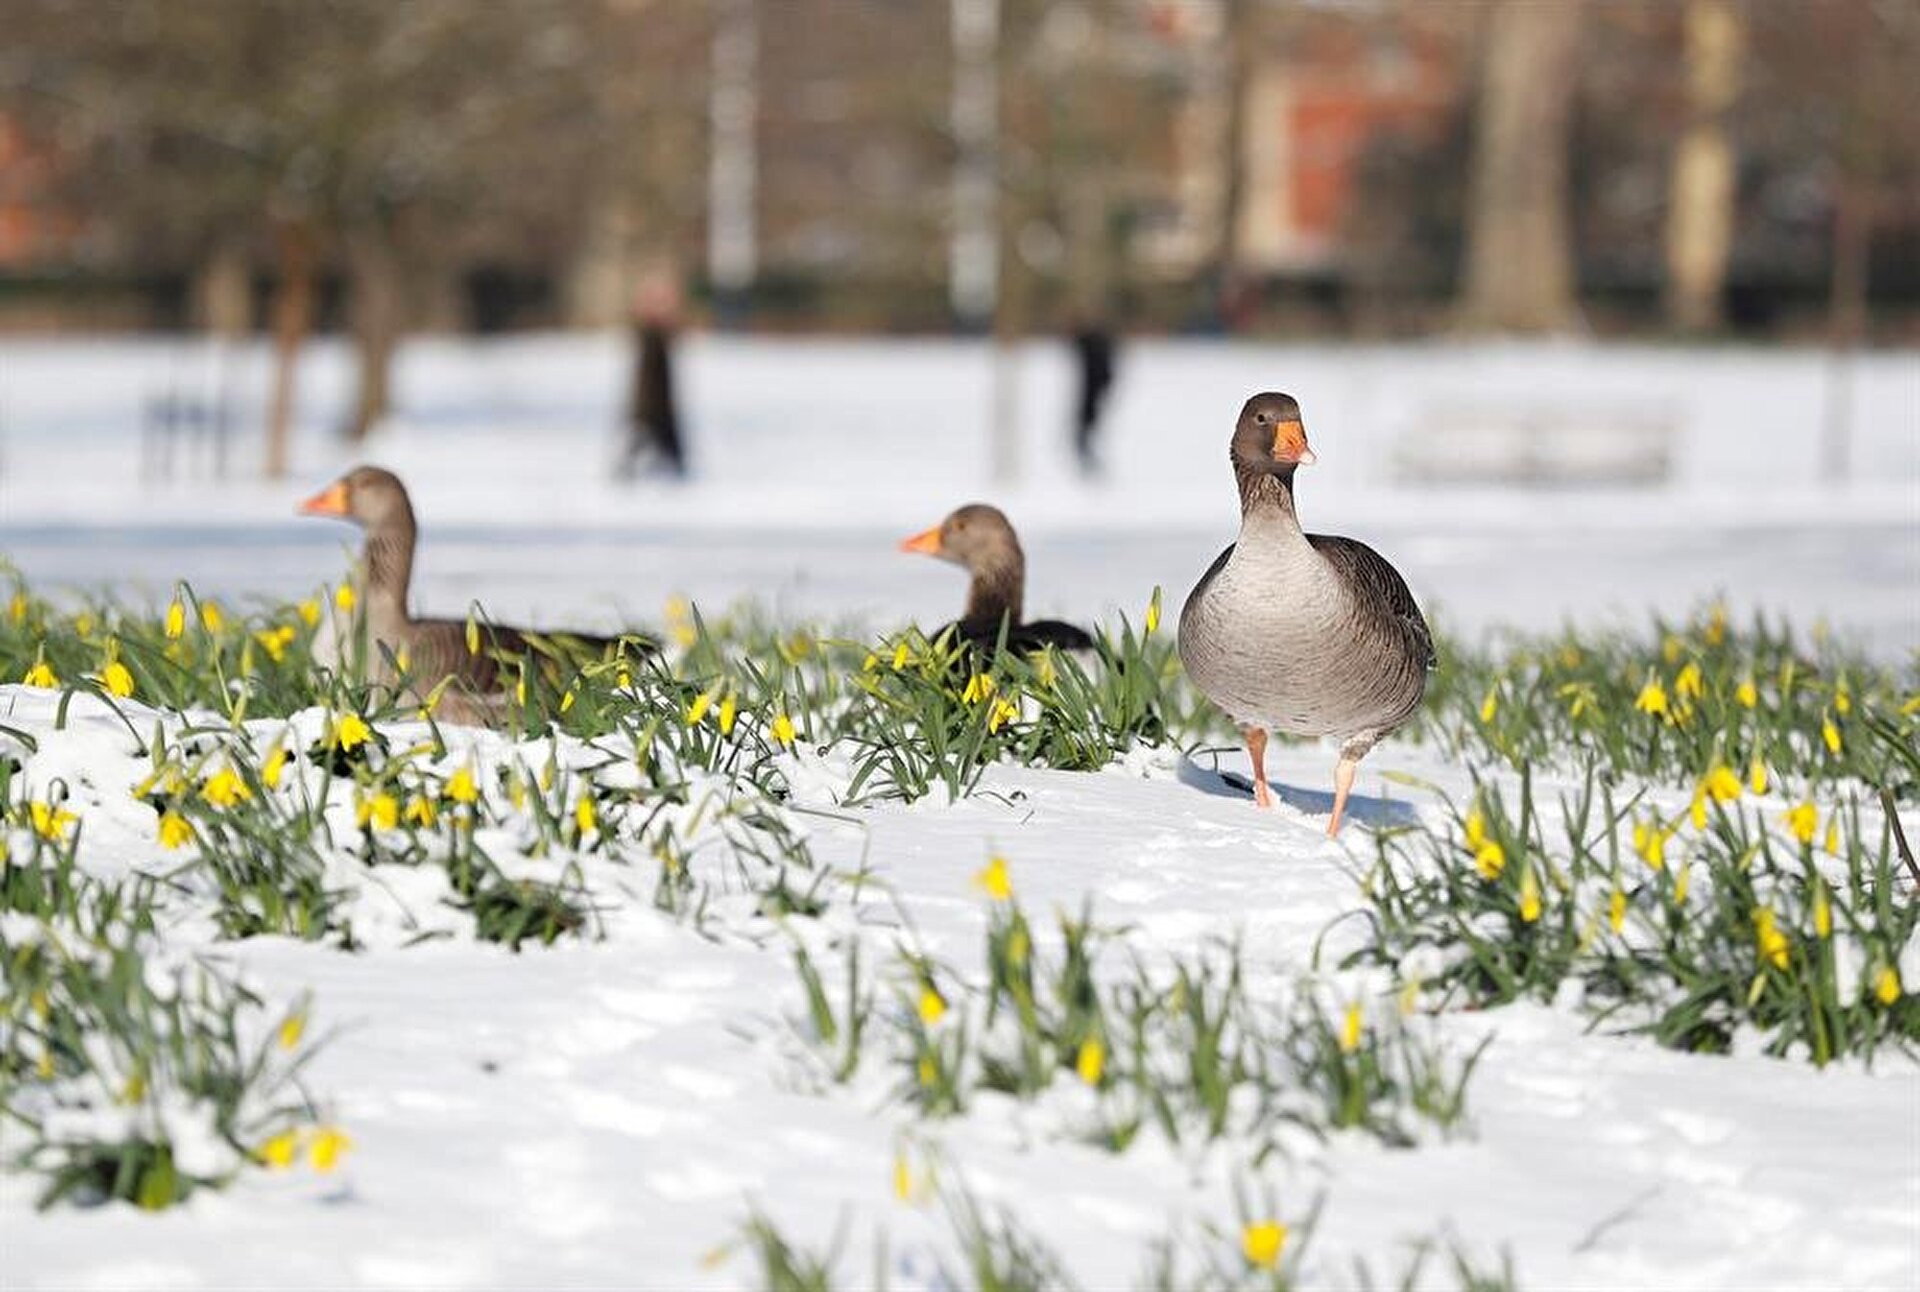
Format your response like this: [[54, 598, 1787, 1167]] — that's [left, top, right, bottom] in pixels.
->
[[575, 795, 597, 834], [1704, 603, 1727, 646], [1474, 840, 1506, 881], [1700, 765, 1742, 804], [1633, 819, 1670, 871], [446, 765, 479, 805], [357, 793, 399, 832], [1751, 907, 1790, 970], [200, 768, 251, 808], [101, 660, 136, 698], [1144, 590, 1161, 634], [278, 1012, 306, 1051], [405, 795, 438, 829], [22, 660, 58, 689], [262, 744, 290, 790], [917, 987, 946, 1026], [157, 811, 193, 850], [254, 625, 296, 663], [1874, 966, 1901, 1006], [1339, 1002, 1363, 1054], [1478, 688, 1498, 724], [258, 1130, 301, 1169], [961, 672, 995, 704], [309, 1126, 352, 1172], [164, 596, 187, 639], [29, 801, 77, 841], [1075, 1037, 1105, 1085], [718, 692, 737, 735], [891, 641, 911, 670], [1783, 802, 1817, 846], [1823, 816, 1840, 855], [987, 697, 1019, 732], [1734, 678, 1758, 708], [335, 584, 357, 613], [771, 712, 797, 747], [1242, 1220, 1288, 1270], [297, 597, 322, 627], [1634, 678, 1669, 718], [1673, 863, 1692, 905], [1747, 756, 1767, 795], [331, 714, 372, 750], [1608, 888, 1627, 935], [199, 600, 225, 633], [973, 855, 1013, 901], [892, 1151, 914, 1202], [686, 685, 718, 727], [6, 591, 26, 623], [1518, 869, 1542, 923], [1834, 684, 1851, 716], [1821, 716, 1841, 755], [1674, 661, 1704, 700], [1812, 883, 1831, 939]]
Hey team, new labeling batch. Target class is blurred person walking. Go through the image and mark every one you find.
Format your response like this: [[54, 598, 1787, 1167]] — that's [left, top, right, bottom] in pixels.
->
[[1068, 319, 1117, 476], [620, 273, 689, 480]]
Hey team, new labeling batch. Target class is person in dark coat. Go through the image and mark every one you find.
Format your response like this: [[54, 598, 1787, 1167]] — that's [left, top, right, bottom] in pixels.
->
[[620, 275, 688, 480], [1069, 320, 1117, 476]]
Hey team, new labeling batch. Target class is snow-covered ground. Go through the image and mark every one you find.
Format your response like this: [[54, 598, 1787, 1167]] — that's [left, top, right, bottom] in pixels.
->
[[2, 336, 1918, 1289], [2, 335, 1916, 654]]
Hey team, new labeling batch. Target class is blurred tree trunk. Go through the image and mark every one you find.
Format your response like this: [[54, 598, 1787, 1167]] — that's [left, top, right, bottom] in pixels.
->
[[1457, 0, 1585, 333], [1208, 0, 1251, 329], [263, 220, 315, 481], [194, 240, 253, 338], [1665, 0, 1744, 332], [345, 224, 404, 444]]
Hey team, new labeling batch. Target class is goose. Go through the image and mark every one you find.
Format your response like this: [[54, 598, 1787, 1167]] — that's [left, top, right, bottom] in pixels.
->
[[1177, 393, 1432, 836], [297, 465, 650, 714], [899, 504, 1095, 654]]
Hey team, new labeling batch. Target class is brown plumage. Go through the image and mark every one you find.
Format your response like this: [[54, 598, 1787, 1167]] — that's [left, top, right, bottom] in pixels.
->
[[899, 503, 1095, 654], [297, 466, 652, 719], [1178, 393, 1433, 835]]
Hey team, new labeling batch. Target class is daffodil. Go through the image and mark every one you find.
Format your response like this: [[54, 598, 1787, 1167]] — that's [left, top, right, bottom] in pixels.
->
[[404, 795, 438, 829], [1783, 802, 1817, 846], [6, 591, 26, 623], [987, 697, 1019, 732], [1608, 888, 1627, 935], [199, 600, 225, 633], [262, 744, 290, 790], [973, 855, 1013, 901], [1751, 907, 1790, 970], [1672, 863, 1692, 905], [1747, 756, 1767, 795], [685, 685, 718, 727], [1874, 966, 1901, 1006], [21, 659, 58, 689], [164, 596, 187, 639], [331, 715, 372, 752], [772, 713, 797, 746], [254, 625, 296, 663], [200, 768, 251, 808], [1473, 840, 1506, 881], [357, 792, 399, 832], [1478, 688, 1498, 724], [575, 795, 597, 835], [258, 1130, 301, 1169], [334, 583, 357, 613], [1075, 1037, 1105, 1085], [892, 1151, 914, 1202], [1632, 819, 1670, 871], [718, 693, 737, 735], [1823, 815, 1840, 855], [961, 672, 995, 704], [1703, 603, 1727, 646], [1834, 683, 1851, 716], [157, 811, 193, 850], [445, 764, 479, 805], [1699, 764, 1742, 804], [1143, 590, 1161, 634], [1734, 678, 1758, 708], [891, 641, 911, 670], [278, 1012, 306, 1051], [1339, 1002, 1363, 1054], [1821, 715, 1842, 755], [1464, 805, 1488, 850], [101, 660, 136, 698], [1518, 869, 1541, 923], [1241, 1220, 1287, 1270], [1811, 882, 1831, 939], [1674, 661, 1704, 700], [917, 987, 946, 1026], [1634, 678, 1669, 718], [309, 1126, 352, 1172], [297, 597, 322, 627], [29, 801, 77, 841]]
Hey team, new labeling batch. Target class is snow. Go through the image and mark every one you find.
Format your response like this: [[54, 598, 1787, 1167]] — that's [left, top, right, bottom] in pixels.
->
[[2, 335, 1918, 1288]]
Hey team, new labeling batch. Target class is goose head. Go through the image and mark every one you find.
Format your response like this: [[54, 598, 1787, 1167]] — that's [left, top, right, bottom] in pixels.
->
[[297, 465, 416, 535], [1230, 392, 1316, 475], [899, 503, 1024, 574]]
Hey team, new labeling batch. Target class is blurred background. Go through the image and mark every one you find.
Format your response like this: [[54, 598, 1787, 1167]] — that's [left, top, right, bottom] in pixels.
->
[[0, 0, 1915, 649]]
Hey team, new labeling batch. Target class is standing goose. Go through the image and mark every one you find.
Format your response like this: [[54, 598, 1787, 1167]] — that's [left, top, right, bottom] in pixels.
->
[[1178, 393, 1432, 836], [900, 504, 1095, 653], [298, 465, 649, 710]]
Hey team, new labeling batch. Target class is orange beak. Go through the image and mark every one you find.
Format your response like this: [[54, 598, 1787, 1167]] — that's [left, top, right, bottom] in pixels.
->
[[1271, 420, 1316, 467], [297, 480, 350, 517], [899, 524, 945, 556]]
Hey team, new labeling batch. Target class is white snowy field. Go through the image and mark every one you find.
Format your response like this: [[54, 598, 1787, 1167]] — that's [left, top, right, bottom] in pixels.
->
[[3, 682, 1917, 1292], [1, 334, 1916, 655], [2, 336, 1918, 1290]]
